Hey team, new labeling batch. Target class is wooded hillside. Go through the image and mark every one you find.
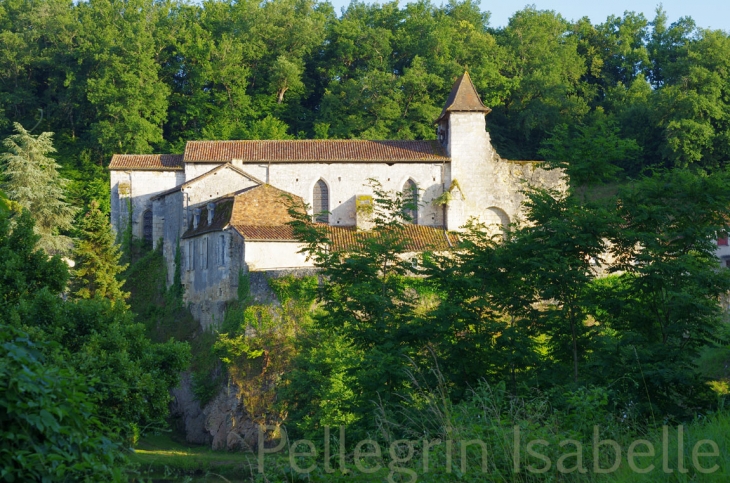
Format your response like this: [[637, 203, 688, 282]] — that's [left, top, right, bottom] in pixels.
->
[[2, 0, 729, 182]]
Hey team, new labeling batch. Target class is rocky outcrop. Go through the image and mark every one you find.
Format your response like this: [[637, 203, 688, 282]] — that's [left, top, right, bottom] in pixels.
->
[[170, 373, 261, 451], [170, 372, 213, 445], [204, 384, 260, 451]]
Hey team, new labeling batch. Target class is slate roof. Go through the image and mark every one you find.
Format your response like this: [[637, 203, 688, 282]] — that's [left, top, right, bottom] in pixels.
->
[[435, 71, 491, 123], [109, 154, 184, 171], [181, 198, 235, 239], [183, 140, 448, 163]]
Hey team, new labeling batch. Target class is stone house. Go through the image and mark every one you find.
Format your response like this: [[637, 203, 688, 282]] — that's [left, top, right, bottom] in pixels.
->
[[109, 72, 565, 325]]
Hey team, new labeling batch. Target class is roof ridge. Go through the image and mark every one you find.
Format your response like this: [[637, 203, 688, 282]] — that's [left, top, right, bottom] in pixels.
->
[[109, 153, 184, 171], [183, 139, 449, 163]]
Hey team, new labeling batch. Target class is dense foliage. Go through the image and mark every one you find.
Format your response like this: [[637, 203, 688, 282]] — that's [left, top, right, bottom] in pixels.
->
[[0, 323, 127, 482], [280, 170, 730, 441], [1, 0, 729, 185], [0, 123, 75, 253], [71, 200, 129, 302], [0, 205, 190, 478]]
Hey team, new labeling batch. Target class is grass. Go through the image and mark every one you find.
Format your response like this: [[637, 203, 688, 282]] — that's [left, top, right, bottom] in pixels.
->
[[129, 411, 730, 482], [129, 433, 261, 481], [128, 433, 389, 482]]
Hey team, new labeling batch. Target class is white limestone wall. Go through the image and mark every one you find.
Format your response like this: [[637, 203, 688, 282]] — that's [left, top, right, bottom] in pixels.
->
[[442, 112, 566, 231], [229, 160, 446, 227], [180, 166, 260, 235], [110, 170, 184, 239], [244, 241, 314, 271], [153, 191, 185, 286], [184, 166, 260, 207], [185, 162, 219, 182]]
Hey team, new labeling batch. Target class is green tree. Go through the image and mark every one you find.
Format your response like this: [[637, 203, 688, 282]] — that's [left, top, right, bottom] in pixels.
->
[[71, 200, 129, 303], [514, 189, 612, 385], [0, 205, 190, 441], [422, 221, 541, 397], [590, 170, 730, 417], [654, 28, 730, 168], [0, 208, 68, 319], [0, 322, 127, 481], [539, 112, 641, 186], [287, 180, 420, 428], [77, 0, 170, 156], [19, 290, 191, 440], [0, 123, 76, 254], [490, 7, 589, 159]]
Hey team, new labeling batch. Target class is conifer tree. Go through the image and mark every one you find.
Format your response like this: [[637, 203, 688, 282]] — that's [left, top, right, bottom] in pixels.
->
[[0, 123, 76, 254], [71, 200, 129, 304]]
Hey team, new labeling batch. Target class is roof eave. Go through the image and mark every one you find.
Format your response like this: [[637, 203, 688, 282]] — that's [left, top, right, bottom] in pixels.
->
[[108, 166, 184, 171]]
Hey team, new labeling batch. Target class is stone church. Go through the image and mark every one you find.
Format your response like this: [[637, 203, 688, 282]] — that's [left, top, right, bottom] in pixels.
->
[[109, 72, 564, 324]]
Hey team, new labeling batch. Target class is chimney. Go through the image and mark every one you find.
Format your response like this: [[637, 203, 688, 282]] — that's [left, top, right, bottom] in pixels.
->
[[355, 195, 374, 231]]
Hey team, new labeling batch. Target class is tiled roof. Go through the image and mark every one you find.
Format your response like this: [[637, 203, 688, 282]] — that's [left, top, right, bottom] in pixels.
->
[[182, 184, 304, 239], [231, 224, 460, 252], [108, 154, 184, 171], [436, 72, 491, 123], [183, 140, 449, 163], [327, 225, 460, 252], [232, 225, 298, 241], [230, 184, 303, 226]]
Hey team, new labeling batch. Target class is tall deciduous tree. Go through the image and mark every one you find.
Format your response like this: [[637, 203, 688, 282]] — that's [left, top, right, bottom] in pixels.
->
[[71, 200, 129, 304], [539, 112, 641, 186], [77, 0, 170, 156], [0, 123, 75, 254], [590, 170, 730, 417]]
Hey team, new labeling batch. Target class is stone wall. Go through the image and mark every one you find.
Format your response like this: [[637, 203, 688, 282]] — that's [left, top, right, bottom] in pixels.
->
[[170, 372, 262, 450], [154, 191, 184, 285], [247, 268, 320, 304], [110, 169, 184, 239], [440, 111, 566, 232], [184, 165, 259, 207], [183, 229, 243, 329], [244, 241, 315, 272], [187, 161, 447, 228]]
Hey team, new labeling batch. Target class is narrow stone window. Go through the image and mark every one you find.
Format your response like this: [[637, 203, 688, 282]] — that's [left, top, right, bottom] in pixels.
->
[[202, 237, 208, 269], [313, 179, 329, 223], [219, 235, 225, 265], [403, 179, 418, 224], [188, 240, 194, 270], [142, 209, 153, 244]]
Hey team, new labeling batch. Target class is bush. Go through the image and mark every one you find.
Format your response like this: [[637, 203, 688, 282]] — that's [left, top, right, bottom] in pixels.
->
[[0, 323, 127, 481]]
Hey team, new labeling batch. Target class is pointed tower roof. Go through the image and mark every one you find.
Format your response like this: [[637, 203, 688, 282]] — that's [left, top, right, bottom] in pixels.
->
[[435, 71, 491, 123]]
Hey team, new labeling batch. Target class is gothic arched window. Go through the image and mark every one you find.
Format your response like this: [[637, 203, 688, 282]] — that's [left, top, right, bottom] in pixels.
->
[[142, 209, 153, 245], [403, 179, 418, 224], [313, 179, 329, 224]]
